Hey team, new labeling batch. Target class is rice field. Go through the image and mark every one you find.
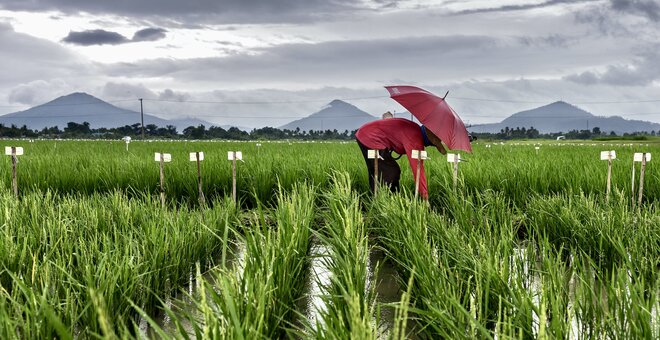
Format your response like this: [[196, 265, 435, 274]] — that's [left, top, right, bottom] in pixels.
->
[[0, 138, 659, 339]]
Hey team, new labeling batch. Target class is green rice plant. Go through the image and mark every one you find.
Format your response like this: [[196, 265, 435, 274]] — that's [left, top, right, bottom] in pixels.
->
[[186, 183, 317, 338], [305, 171, 377, 339], [0, 189, 238, 338]]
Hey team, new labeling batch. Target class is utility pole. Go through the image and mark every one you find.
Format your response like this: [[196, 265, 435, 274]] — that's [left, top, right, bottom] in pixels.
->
[[139, 98, 145, 139]]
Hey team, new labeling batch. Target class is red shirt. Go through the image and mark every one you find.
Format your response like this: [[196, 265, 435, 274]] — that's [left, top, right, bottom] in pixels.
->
[[355, 118, 429, 198]]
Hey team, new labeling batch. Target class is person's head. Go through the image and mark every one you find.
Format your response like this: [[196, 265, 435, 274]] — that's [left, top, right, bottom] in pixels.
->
[[424, 127, 447, 155], [382, 111, 394, 119]]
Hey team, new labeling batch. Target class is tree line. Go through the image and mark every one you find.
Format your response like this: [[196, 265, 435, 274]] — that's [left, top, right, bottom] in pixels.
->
[[0, 122, 358, 140], [0, 122, 656, 141], [472, 126, 657, 140]]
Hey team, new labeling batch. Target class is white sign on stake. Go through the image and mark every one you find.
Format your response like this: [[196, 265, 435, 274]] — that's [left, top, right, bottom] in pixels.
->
[[411, 150, 428, 159], [367, 150, 376, 159], [154, 153, 172, 162], [634, 153, 651, 162], [5, 147, 23, 156], [189, 152, 204, 161], [600, 150, 616, 160], [447, 153, 462, 163], [227, 151, 243, 160]]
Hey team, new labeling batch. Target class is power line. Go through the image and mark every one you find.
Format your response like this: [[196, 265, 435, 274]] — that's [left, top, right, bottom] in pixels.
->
[[3, 95, 660, 109], [141, 95, 385, 104]]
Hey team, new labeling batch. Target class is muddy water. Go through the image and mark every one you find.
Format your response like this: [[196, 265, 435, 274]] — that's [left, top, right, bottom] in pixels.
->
[[139, 241, 245, 338], [298, 240, 409, 338]]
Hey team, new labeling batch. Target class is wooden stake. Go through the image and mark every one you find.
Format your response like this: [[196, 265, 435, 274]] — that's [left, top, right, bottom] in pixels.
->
[[638, 153, 647, 206], [374, 154, 379, 194], [606, 155, 612, 201], [11, 147, 17, 198], [159, 152, 165, 206], [196, 152, 205, 206], [232, 152, 237, 203], [631, 157, 636, 206], [453, 155, 459, 191], [414, 153, 422, 199]]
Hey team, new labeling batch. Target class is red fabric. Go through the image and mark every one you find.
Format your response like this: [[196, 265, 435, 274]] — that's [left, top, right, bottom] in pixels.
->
[[386, 85, 472, 153], [355, 118, 428, 198]]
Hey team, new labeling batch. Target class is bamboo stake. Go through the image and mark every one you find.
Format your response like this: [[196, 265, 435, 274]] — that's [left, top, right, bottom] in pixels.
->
[[631, 157, 636, 207], [196, 152, 205, 206], [453, 155, 459, 191], [159, 152, 165, 206], [232, 152, 237, 203], [638, 153, 647, 206], [606, 155, 612, 201], [11, 147, 17, 197], [414, 153, 422, 199], [374, 153, 379, 194]]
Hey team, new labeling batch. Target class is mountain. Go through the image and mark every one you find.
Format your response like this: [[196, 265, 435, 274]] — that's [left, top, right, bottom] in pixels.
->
[[280, 100, 377, 132], [468, 101, 660, 134], [0, 92, 215, 132]]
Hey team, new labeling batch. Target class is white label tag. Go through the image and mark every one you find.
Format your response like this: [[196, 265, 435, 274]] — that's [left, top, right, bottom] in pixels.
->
[[5, 146, 23, 155], [411, 150, 427, 159], [535, 146, 540, 150], [155, 153, 172, 162], [189, 152, 204, 161], [367, 150, 376, 159], [600, 150, 616, 160], [447, 153, 461, 162], [228, 151, 243, 160], [634, 153, 651, 162]]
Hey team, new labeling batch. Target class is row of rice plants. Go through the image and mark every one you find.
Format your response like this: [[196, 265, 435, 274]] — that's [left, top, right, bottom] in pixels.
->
[[1, 140, 366, 206], [1, 140, 658, 205], [0, 190, 238, 338], [304, 172, 377, 338], [157, 184, 318, 338], [369, 188, 660, 338]]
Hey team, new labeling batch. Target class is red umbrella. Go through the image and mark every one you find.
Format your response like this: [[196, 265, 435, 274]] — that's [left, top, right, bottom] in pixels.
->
[[386, 85, 472, 153]]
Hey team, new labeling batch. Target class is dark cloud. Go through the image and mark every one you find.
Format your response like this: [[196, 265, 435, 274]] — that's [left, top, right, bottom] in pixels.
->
[[610, 0, 660, 21], [564, 51, 660, 86], [100, 33, 616, 92], [62, 29, 129, 46], [62, 27, 167, 46], [0, 0, 368, 24], [453, 0, 599, 15], [132, 28, 167, 42], [100, 35, 501, 84]]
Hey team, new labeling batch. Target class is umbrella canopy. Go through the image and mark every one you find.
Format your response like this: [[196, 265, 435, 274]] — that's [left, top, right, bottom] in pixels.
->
[[386, 85, 472, 153]]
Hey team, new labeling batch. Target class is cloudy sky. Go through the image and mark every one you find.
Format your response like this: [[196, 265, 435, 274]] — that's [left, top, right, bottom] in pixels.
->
[[0, 0, 659, 128]]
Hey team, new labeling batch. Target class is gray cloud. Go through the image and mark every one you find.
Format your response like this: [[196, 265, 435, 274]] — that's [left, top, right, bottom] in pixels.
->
[[611, 0, 660, 21], [62, 27, 167, 46], [132, 28, 167, 42], [564, 51, 660, 86], [453, 0, 599, 15], [62, 29, 129, 46], [0, 0, 372, 24], [100, 33, 626, 91]]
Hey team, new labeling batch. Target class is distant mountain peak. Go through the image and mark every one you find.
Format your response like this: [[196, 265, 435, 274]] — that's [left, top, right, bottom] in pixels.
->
[[328, 99, 349, 106], [468, 100, 660, 134], [280, 99, 376, 131]]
